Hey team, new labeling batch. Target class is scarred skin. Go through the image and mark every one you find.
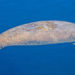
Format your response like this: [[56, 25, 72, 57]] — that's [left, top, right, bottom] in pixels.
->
[[0, 20, 75, 49]]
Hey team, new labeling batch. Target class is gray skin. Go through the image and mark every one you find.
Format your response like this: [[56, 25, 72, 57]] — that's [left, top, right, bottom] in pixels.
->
[[0, 20, 75, 49]]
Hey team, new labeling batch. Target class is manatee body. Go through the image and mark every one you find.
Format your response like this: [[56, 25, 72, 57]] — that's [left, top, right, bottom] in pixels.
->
[[0, 20, 75, 49]]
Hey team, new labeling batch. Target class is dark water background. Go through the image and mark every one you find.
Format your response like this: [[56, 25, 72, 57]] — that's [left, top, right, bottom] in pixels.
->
[[0, 0, 75, 75]]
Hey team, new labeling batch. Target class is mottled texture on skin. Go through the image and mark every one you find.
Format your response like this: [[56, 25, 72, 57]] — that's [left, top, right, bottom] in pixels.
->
[[0, 20, 75, 49]]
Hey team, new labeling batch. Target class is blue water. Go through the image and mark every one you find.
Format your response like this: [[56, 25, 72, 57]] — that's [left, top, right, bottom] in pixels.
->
[[0, 0, 75, 75]]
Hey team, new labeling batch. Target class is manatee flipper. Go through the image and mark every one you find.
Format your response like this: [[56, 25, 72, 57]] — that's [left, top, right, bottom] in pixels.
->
[[72, 43, 75, 45], [0, 46, 4, 50], [0, 35, 7, 50]]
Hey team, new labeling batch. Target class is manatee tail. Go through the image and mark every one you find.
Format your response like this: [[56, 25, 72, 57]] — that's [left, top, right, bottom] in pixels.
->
[[0, 34, 6, 50]]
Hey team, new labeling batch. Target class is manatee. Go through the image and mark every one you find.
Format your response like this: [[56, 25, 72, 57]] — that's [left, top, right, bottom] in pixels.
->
[[0, 20, 75, 49]]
